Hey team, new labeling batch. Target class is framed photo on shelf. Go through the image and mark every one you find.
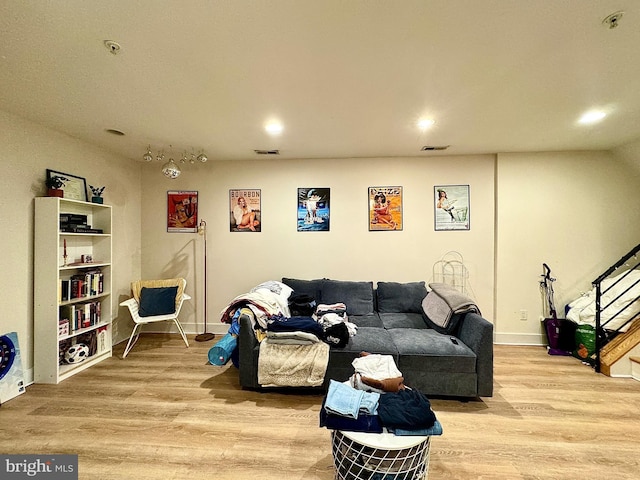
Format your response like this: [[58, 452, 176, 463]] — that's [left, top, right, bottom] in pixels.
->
[[297, 188, 330, 232], [434, 184, 470, 231], [368, 186, 402, 231], [229, 189, 261, 232], [46, 169, 88, 202], [167, 190, 198, 233]]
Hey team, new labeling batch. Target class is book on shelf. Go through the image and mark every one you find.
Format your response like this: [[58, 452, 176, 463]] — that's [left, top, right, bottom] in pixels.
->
[[62, 226, 104, 234], [58, 318, 70, 337], [60, 214, 88, 224], [59, 304, 75, 331], [59, 300, 102, 332], [62, 269, 103, 301], [60, 279, 71, 301], [70, 275, 84, 299], [60, 213, 103, 234], [96, 326, 109, 355]]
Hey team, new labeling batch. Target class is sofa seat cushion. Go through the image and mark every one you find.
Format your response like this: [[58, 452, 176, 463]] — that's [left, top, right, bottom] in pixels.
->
[[341, 327, 397, 355], [379, 312, 428, 330], [389, 329, 476, 373], [349, 314, 384, 328], [322, 279, 375, 315], [325, 327, 398, 385]]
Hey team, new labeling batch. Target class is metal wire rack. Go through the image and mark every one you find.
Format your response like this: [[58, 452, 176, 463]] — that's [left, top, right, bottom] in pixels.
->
[[430, 250, 475, 299]]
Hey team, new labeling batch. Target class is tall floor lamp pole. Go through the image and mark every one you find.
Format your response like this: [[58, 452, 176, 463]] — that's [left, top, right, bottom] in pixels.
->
[[195, 219, 215, 342]]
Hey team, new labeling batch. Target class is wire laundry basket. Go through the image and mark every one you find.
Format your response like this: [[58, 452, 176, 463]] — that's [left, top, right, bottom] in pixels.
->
[[331, 430, 430, 480]]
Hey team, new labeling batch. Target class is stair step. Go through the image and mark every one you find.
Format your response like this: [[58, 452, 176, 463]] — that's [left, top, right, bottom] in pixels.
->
[[600, 320, 640, 376]]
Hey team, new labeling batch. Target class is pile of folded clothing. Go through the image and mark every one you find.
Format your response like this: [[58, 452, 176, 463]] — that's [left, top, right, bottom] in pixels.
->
[[319, 353, 442, 436]]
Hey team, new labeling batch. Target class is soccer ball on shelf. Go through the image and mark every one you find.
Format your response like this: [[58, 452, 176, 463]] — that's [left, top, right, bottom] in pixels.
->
[[64, 343, 89, 364]]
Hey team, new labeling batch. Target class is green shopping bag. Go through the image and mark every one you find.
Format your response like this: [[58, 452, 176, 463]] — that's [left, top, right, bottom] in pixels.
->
[[572, 324, 596, 365]]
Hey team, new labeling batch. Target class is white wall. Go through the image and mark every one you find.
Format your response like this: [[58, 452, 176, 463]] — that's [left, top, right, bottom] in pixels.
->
[[0, 110, 142, 382], [4, 106, 639, 384], [140, 155, 496, 336], [613, 137, 640, 171], [495, 151, 640, 344], [141, 150, 640, 343]]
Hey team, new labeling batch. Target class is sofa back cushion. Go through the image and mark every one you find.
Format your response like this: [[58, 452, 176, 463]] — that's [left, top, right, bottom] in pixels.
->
[[322, 279, 375, 315], [377, 281, 427, 313], [281, 277, 324, 302]]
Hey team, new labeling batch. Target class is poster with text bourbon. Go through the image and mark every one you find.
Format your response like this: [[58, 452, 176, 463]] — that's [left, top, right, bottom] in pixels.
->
[[229, 189, 261, 232]]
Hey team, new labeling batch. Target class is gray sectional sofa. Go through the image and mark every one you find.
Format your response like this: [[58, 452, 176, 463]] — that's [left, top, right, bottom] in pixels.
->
[[237, 278, 494, 399]]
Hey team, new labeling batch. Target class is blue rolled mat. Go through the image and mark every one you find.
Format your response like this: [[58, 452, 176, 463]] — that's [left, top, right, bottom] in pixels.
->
[[208, 333, 237, 366]]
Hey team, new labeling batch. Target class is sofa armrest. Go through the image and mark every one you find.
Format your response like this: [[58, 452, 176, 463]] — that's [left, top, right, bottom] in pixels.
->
[[238, 312, 261, 389], [457, 312, 494, 397]]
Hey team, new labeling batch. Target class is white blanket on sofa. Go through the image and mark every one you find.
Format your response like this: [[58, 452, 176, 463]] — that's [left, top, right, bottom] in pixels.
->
[[258, 339, 329, 387]]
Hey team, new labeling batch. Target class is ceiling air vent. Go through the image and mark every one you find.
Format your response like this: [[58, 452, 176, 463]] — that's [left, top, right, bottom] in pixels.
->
[[254, 149, 280, 155], [421, 145, 450, 151]]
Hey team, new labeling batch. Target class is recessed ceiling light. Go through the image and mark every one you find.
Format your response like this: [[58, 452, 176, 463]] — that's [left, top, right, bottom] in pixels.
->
[[265, 122, 284, 135], [417, 119, 435, 130], [578, 110, 606, 125]]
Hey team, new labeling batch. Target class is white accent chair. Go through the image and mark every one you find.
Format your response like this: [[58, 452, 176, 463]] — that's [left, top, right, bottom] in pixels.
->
[[119, 278, 190, 358]]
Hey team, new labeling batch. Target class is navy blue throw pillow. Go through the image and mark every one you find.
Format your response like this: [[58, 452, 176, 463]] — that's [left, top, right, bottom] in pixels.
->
[[138, 286, 178, 317]]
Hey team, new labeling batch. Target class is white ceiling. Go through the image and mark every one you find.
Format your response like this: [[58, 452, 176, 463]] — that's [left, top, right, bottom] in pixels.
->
[[1, 1, 639, 163]]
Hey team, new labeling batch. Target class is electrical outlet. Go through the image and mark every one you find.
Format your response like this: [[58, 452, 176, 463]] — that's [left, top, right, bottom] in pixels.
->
[[519, 309, 528, 321]]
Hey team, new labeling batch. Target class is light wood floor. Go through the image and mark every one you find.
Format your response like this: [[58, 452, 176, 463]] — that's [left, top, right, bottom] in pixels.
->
[[1, 335, 639, 480]]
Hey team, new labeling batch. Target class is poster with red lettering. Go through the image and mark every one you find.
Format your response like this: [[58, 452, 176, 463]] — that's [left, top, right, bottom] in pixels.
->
[[368, 186, 402, 231], [229, 189, 261, 232], [167, 190, 198, 233]]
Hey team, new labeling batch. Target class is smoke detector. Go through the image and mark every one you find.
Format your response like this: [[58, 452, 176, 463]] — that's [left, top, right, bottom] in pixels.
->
[[602, 11, 624, 29], [104, 40, 122, 55]]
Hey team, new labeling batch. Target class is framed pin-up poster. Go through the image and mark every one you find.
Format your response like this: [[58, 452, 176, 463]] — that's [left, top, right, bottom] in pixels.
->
[[368, 186, 402, 231], [434, 185, 470, 231], [229, 189, 261, 232], [297, 188, 330, 231], [167, 190, 198, 233]]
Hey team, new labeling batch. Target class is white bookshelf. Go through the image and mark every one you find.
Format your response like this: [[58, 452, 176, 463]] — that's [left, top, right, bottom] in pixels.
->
[[34, 197, 113, 383]]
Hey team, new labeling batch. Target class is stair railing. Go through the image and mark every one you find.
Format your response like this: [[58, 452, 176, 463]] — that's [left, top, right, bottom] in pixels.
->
[[592, 243, 640, 372]]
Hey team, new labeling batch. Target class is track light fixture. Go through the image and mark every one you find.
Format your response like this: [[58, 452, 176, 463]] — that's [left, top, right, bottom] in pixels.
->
[[143, 145, 209, 179]]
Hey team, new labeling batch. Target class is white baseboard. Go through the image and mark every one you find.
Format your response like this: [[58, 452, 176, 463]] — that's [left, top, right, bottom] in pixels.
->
[[136, 321, 229, 337], [494, 332, 546, 346], [135, 327, 548, 346]]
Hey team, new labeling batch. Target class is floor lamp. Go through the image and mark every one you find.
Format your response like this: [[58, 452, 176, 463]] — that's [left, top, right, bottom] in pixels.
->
[[195, 219, 215, 342]]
